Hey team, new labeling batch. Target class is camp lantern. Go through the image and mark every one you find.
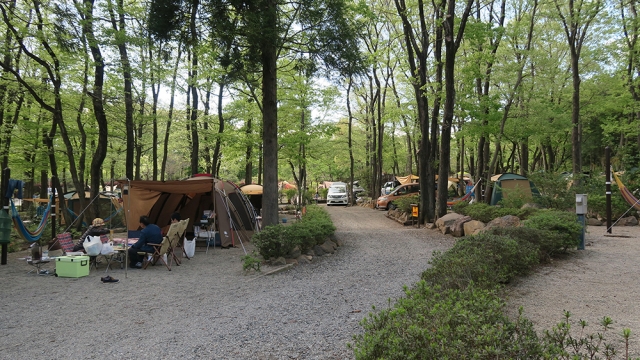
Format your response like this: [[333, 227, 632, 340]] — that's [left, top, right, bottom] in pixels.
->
[[0, 208, 12, 245]]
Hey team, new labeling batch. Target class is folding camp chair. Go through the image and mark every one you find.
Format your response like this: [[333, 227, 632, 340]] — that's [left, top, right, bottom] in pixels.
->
[[56, 232, 75, 255], [141, 219, 187, 271], [171, 219, 189, 264]]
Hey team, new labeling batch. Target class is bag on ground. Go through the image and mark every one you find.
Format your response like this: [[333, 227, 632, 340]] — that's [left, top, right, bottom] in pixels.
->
[[184, 236, 195, 258]]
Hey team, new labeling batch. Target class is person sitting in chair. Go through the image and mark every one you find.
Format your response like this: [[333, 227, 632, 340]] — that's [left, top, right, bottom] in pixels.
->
[[161, 212, 180, 236], [72, 218, 109, 252], [128, 215, 163, 269]]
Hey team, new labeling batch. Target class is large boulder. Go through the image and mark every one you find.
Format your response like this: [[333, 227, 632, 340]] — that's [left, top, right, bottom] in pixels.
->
[[451, 216, 472, 237], [463, 220, 486, 236], [435, 213, 465, 235], [484, 215, 521, 231], [587, 217, 603, 226], [616, 216, 638, 226]]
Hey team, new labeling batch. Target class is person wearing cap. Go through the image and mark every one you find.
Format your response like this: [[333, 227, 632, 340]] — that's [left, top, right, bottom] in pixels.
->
[[72, 217, 110, 252]]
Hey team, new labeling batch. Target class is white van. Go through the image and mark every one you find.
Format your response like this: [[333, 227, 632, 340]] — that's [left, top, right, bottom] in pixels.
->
[[327, 182, 348, 206]]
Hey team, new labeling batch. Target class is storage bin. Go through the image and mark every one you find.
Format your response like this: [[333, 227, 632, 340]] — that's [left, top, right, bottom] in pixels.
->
[[56, 255, 90, 278]]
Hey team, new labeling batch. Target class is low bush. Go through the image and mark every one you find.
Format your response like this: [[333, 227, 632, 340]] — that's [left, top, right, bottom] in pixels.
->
[[393, 195, 419, 213], [523, 210, 581, 253], [452, 202, 537, 223], [350, 282, 542, 359], [487, 226, 560, 263], [251, 225, 298, 260], [587, 193, 628, 220], [251, 205, 335, 259], [421, 232, 539, 290]]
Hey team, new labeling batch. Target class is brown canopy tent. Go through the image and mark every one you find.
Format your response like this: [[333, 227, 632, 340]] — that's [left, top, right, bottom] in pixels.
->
[[120, 178, 258, 248]]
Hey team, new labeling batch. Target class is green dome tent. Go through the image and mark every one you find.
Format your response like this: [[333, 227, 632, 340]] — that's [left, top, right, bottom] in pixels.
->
[[489, 173, 541, 206]]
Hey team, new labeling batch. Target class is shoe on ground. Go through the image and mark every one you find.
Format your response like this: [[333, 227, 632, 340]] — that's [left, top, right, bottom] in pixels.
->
[[135, 262, 143, 269]]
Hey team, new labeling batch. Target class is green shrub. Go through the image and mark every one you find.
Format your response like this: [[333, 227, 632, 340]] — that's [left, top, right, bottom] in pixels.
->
[[241, 252, 261, 273], [251, 205, 335, 258], [523, 210, 581, 253], [284, 188, 297, 203], [421, 232, 539, 290], [527, 172, 577, 210], [586, 193, 628, 220], [350, 282, 542, 359], [393, 195, 419, 213], [452, 202, 535, 223], [487, 226, 560, 263], [541, 312, 622, 358], [251, 225, 298, 260]]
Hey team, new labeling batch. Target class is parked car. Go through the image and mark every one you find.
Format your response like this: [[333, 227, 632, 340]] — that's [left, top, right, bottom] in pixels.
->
[[376, 182, 420, 210], [381, 180, 401, 196], [351, 181, 365, 196], [327, 182, 348, 206]]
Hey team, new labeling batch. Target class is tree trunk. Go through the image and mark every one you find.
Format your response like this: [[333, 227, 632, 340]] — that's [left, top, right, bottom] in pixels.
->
[[260, 0, 278, 227]]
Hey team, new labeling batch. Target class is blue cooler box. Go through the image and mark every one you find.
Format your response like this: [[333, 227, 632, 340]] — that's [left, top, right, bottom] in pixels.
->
[[56, 255, 90, 278]]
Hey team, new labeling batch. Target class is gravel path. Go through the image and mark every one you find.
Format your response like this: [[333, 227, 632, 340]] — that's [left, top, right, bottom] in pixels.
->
[[5, 206, 635, 358], [0, 205, 455, 359]]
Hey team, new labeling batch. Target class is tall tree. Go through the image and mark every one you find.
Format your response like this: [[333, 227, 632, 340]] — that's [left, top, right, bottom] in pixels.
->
[[149, 0, 363, 226], [554, 0, 602, 180], [436, 0, 473, 217]]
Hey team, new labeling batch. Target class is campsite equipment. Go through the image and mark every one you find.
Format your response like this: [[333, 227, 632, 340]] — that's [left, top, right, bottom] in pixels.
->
[[612, 172, 640, 211], [121, 177, 258, 251], [489, 173, 541, 206], [56, 255, 90, 278], [10, 196, 53, 242], [447, 179, 482, 207]]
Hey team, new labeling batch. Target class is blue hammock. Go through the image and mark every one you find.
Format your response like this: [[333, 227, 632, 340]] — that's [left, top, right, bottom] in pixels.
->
[[66, 205, 122, 225], [10, 196, 53, 242]]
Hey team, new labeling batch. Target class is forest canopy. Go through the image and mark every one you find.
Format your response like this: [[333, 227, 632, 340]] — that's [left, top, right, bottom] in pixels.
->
[[0, 0, 637, 224]]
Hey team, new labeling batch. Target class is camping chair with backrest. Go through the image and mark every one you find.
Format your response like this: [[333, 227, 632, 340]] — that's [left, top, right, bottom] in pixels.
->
[[170, 218, 189, 265], [141, 220, 184, 271], [56, 232, 76, 255]]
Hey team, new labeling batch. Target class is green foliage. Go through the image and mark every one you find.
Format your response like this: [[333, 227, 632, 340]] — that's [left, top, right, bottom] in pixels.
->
[[241, 251, 262, 273], [588, 193, 629, 220], [283, 188, 297, 203], [319, 188, 329, 199], [497, 184, 531, 209], [251, 205, 335, 259], [421, 232, 539, 290], [251, 225, 298, 260], [350, 283, 542, 359], [393, 195, 419, 213], [452, 202, 537, 223], [487, 227, 561, 263], [523, 210, 581, 253], [540, 312, 620, 358]]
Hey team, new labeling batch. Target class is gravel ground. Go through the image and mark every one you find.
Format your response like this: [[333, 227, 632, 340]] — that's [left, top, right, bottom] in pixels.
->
[[505, 225, 640, 357], [3, 206, 638, 359], [0, 205, 455, 359]]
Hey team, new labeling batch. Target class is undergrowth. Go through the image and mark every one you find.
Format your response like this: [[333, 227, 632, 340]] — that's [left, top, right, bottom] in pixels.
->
[[351, 197, 635, 358]]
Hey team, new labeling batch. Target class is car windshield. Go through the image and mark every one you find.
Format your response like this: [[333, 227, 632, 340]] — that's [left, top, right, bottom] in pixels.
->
[[329, 186, 346, 193]]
